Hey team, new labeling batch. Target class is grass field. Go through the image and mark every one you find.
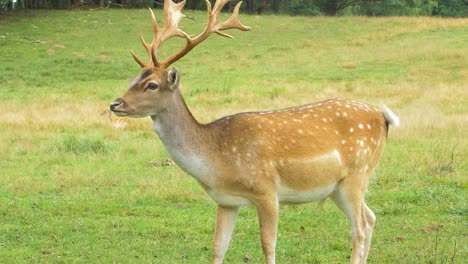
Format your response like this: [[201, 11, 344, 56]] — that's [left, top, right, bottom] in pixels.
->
[[0, 8, 467, 263]]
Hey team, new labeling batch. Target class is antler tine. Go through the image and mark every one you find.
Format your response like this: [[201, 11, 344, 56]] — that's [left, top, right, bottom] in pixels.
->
[[220, 2, 251, 31], [130, 14, 158, 68], [160, 0, 251, 69], [129, 34, 151, 68], [131, 50, 147, 68], [148, 8, 162, 68]]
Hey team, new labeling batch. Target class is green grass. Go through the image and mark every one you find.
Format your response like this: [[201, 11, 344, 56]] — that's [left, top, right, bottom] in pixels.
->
[[1, 9, 467, 263]]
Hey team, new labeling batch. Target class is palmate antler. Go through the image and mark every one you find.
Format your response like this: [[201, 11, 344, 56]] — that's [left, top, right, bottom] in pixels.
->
[[131, 0, 251, 69]]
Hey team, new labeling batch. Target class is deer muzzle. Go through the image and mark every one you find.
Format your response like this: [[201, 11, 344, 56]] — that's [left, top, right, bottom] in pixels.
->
[[110, 98, 128, 116]]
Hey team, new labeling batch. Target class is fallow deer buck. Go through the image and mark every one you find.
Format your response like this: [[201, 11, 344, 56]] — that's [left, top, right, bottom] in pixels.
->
[[110, 0, 400, 263]]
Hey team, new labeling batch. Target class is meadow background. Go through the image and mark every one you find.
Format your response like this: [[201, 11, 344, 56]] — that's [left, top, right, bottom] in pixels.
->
[[0, 9, 467, 263]]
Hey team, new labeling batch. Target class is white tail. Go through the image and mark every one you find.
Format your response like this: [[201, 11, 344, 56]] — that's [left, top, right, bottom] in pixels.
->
[[110, 1, 399, 263], [382, 104, 400, 127]]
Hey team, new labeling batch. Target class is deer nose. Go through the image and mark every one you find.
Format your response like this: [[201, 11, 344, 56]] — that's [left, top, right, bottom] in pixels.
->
[[110, 99, 123, 111]]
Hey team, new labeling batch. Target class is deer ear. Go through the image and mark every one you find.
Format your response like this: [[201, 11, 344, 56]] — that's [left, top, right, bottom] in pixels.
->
[[168, 68, 180, 91]]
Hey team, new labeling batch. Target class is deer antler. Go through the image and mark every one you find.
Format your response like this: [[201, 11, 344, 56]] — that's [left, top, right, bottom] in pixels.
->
[[131, 0, 250, 69]]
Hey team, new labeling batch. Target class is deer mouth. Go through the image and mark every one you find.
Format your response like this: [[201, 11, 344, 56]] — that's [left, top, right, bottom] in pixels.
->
[[110, 107, 150, 118], [111, 110, 130, 117]]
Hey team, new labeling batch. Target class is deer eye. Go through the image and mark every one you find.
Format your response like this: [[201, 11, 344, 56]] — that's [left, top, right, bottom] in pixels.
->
[[146, 82, 158, 91]]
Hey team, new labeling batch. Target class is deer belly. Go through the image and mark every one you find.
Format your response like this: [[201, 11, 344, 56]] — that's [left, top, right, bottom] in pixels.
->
[[206, 189, 253, 207], [278, 183, 337, 204]]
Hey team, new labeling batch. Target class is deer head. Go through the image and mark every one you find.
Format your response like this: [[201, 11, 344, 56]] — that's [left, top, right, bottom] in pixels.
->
[[110, 0, 250, 117]]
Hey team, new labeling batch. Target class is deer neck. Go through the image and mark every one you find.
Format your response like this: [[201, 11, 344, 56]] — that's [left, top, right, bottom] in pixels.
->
[[151, 89, 214, 186]]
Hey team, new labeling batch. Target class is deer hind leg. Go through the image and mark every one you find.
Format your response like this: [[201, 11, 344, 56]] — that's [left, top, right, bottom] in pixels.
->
[[330, 178, 373, 264], [361, 203, 376, 263], [212, 205, 239, 264]]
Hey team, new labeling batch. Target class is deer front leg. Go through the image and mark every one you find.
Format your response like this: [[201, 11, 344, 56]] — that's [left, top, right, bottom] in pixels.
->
[[255, 197, 279, 264], [212, 205, 239, 264]]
